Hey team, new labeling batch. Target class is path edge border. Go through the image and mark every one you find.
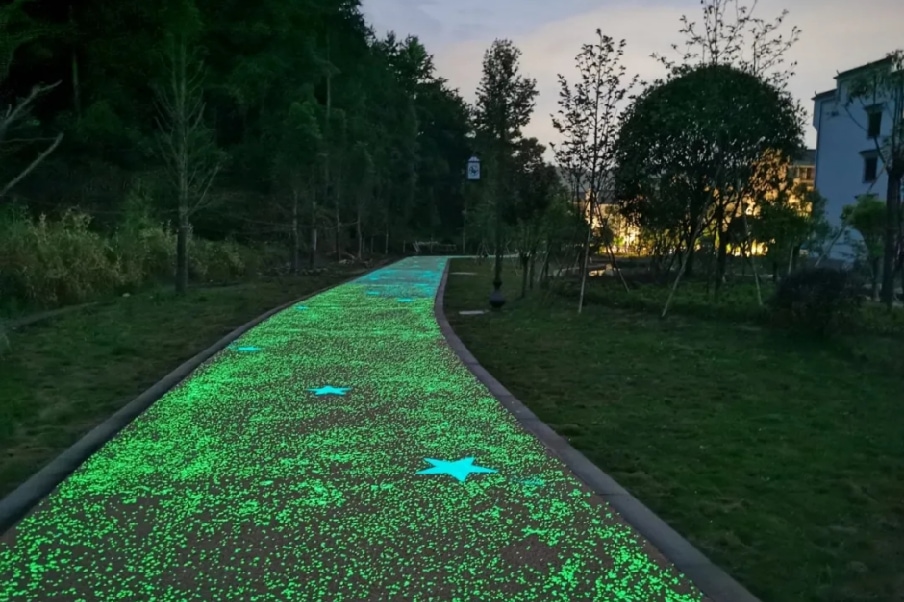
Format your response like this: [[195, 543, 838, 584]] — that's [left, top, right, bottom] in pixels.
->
[[0, 264, 386, 536], [433, 260, 761, 602]]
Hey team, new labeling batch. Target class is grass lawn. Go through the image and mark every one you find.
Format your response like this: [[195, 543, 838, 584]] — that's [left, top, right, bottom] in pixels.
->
[[0, 268, 363, 498], [444, 258, 904, 602]]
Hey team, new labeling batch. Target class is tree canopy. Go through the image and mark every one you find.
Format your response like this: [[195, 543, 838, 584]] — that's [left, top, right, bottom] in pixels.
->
[[3, 0, 473, 253], [614, 63, 804, 283]]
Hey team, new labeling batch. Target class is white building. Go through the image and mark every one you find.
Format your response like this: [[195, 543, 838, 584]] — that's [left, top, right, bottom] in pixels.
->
[[812, 55, 903, 263]]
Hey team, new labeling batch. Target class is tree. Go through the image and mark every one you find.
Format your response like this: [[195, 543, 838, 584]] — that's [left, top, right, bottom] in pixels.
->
[[154, 0, 222, 294], [510, 137, 559, 298], [639, 0, 806, 304], [270, 96, 322, 274], [348, 140, 374, 258], [842, 194, 886, 300], [654, 0, 801, 90], [472, 39, 538, 305], [746, 150, 828, 286], [0, 0, 62, 201], [614, 64, 803, 318], [551, 30, 636, 312], [843, 50, 904, 308]]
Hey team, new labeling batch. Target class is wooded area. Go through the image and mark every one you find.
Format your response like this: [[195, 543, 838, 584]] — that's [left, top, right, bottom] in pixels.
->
[[0, 0, 477, 309]]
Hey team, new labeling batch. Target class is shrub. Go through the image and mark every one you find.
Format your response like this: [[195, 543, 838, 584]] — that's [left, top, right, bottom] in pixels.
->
[[111, 186, 176, 290], [189, 237, 247, 283], [0, 320, 8, 358], [0, 207, 123, 307], [769, 267, 862, 336]]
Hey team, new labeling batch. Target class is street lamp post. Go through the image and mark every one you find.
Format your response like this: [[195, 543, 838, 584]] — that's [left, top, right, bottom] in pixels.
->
[[489, 187, 505, 309]]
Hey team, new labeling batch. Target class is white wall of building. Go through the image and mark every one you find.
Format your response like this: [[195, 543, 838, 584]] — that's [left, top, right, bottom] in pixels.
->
[[813, 67, 900, 263]]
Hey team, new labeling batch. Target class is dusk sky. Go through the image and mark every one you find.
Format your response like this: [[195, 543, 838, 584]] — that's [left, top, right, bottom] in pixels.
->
[[361, 0, 903, 152]]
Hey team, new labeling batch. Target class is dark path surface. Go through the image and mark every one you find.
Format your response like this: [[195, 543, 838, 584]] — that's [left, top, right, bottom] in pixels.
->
[[0, 257, 705, 601]]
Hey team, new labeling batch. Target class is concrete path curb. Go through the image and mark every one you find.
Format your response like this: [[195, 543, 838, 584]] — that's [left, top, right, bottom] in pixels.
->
[[433, 262, 761, 602], [0, 266, 383, 536]]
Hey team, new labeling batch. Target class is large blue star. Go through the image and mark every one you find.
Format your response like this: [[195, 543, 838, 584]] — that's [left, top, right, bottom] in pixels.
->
[[308, 385, 351, 396], [416, 457, 497, 482]]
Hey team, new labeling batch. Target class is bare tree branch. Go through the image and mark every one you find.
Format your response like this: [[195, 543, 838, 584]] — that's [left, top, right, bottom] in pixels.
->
[[0, 131, 62, 200]]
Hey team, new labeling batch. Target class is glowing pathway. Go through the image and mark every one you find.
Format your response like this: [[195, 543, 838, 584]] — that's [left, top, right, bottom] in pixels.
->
[[0, 257, 704, 601]]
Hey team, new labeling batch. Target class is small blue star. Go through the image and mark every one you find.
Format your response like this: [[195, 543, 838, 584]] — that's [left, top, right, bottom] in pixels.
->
[[295, 305, 308, 311], [416, 457, 497, 482], [308, 385, 351, 396], [236, 346, 261, 352], [366, 291, 380, 296], [397, 298, 413, 303]]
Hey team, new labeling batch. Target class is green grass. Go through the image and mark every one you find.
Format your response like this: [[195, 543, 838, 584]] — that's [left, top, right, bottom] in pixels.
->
[[444, 259, 904, 602], [0, 269, 361, 498], [555, 265, 904, 336]]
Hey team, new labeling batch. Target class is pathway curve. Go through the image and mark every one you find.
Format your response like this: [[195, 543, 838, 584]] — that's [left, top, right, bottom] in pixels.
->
[[0, 257, 704, 601]]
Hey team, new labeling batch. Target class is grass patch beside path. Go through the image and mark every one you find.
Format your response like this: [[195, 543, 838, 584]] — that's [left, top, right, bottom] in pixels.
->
[[0, 269, 362, 498], [444, 259, 904, 602]]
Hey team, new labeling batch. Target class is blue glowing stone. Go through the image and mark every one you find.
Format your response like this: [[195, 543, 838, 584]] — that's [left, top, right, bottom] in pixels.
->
[[308, 385, 351, 396], [416, 457, 497, 482]]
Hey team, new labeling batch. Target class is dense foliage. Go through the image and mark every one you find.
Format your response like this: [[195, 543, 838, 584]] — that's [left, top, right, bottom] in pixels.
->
[[2, 0, 472, 257], [770, 266, 862, 336]]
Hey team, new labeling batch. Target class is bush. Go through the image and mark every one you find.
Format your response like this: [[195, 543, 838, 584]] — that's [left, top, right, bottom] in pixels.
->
[[0, 320, 8, 357], [0, 207, 124, 307], [189, 237, 247, 283], [769, 267, 862, 336], [111, 185, 176, 290]]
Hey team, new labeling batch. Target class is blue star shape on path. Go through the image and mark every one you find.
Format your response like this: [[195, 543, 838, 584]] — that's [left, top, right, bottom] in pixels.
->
[[295, 304, 308, 311], [397, 298, 413, 303], [416, 457, 497, 482], [366, 291, 380, 296], [236, 346, 261, 352], [307, 385, 351, 396]]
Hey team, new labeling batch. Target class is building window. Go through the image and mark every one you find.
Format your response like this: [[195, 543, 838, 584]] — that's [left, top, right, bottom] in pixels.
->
[[867, 109, 882, 138], [805, 167, 814, 180], [863, 154, 879, 182]]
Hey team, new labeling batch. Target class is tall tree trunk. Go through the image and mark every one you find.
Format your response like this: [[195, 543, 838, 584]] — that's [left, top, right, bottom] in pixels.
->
[[577, 223, 592, 313], [663, 213, 707, 318], [69, 4, 81, 119], [607, 242, 630, 293], [715, 231, 729, 298], [309, 191, 316, 269], [335, 205, 341, 260], [520, 254, 529, 298], [291, 190, 300, 275], [871, 256, 880, 301], [175, 110, 190, 294], [325, 35, 336, 261], [176, 206, 189, 294], [357, 204, 364, 259], [529, 253, 537, 290], [683, 231, 696, 278], [540, 241, 552, 288], [881, 174, 900, 307]]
